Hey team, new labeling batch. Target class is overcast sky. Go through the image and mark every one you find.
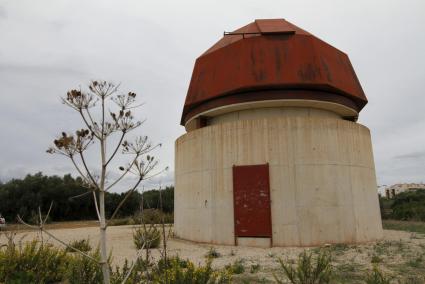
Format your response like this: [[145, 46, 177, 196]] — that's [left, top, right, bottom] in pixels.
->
[[0, 0, 424, 191]]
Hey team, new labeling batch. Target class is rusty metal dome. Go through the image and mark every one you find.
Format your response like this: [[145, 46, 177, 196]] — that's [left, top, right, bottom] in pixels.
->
[[181, 19, 367, 125]]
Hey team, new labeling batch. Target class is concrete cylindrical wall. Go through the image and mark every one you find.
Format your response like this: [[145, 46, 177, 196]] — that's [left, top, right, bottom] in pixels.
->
[[174, 108, 383, 246]]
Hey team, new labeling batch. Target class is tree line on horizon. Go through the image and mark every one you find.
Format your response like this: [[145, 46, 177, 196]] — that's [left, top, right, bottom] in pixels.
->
[[0, 172, 173, 223]]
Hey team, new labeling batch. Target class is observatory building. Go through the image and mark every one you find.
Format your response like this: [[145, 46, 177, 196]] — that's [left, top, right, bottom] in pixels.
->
[[175, 19, 383, 247]]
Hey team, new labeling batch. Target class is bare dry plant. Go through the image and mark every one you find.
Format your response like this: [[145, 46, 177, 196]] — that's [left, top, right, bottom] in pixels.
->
[[42, 80, 167, 284]]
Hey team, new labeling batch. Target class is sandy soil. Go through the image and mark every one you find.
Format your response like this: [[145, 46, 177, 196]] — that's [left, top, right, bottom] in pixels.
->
[[2, 225, 425, 282], [0, 224, 419, 268]]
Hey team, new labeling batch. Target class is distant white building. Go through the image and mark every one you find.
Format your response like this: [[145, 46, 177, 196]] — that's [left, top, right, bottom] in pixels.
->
[[378, 183, 425, 198]]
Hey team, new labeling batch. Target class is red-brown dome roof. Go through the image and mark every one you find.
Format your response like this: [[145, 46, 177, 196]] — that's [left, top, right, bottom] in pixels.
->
[[181, 19, 367, 125]]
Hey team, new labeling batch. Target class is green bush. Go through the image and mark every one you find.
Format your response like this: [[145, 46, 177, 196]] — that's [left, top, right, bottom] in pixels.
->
[[0, 240, 68, 283], [133, 225, 161, 249], [274, 250, 332, 284], [152, 257, 232, 284], [390, 189, 425, 221], [65, 238, 92, 253], [65, 248, 103, 284], [111, 258, 148, 284], [0, 236, 232, 284]]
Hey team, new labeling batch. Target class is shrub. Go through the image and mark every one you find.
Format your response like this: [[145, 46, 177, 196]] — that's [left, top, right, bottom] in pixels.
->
[[225, 259, 245, 274], [65, 248, 104, 284], [133, 225, 161, 249], [111, 258, 148, 284], [274, 250, 332, 284], [65, 238, 92, 253], [390, 189, 425, 221], [152, 257, 232, 283], [133, 209, 174, 225], [371, 255, 383, 264], [364, 266, 390, 284], [108, 217, 135, 226], [0, 240, 68, 283], [205, 247, 221, 258]]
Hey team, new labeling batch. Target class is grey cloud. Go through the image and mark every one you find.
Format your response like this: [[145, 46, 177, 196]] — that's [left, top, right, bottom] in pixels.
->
[[0, 64, 86, 77], [0, 6, 6, 19], [394, 151, 425, 160]]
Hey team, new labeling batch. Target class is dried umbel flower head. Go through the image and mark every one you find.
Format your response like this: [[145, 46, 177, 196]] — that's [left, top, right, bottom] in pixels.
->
[[54, 133, 74, 149], [63, 89, 96, 110], [76, 129, 90, 138]]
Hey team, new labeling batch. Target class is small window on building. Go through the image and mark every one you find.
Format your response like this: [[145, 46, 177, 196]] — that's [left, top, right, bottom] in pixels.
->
[[391, 188, 396, 198], [386, 189, 390, 199]]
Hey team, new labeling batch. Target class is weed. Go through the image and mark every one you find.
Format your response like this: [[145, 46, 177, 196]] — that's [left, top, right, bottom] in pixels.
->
[[250, 263, 260, 274], [65, 238, 92, 253], [206, 247, 221, 258], [225, 259, 245, 274], [406, 255, 423, 268], [133, 225, 161, 249], [371, 254, 383, 264], [364, 266, 390, 284], [274, 250, 332, 284]]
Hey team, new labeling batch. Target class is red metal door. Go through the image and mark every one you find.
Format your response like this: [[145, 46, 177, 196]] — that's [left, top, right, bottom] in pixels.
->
[[233, 164, 272, 238]]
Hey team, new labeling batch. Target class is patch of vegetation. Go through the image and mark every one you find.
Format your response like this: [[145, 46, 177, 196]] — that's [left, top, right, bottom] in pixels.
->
[[65, 238, 92, 253], [371, 254, 383, 264], [206, 247, 221, 258], [225, 259, 245, 274], [133, 226, 161, 249], [233, 274, 272, 284], [66, 248, 104, 284], [0, 240, 68, 283], [364, 266, 391, 284], [0, 237, 232, 283], [151, 257, 232, 283], [380, 189, 425, 221], [0, 172, 174, 223], [333, 262, 365, 283], [108, 217, 136, 226], [133, 208, 174, 225], [108, 209, 174, 226], [250, 263, 260, 274], [382, 220, 425, 234], [273, 250, 332, 284]]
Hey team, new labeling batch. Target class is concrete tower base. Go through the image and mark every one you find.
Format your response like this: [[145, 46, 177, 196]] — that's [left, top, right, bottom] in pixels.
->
[[174, 107, 383, 247]]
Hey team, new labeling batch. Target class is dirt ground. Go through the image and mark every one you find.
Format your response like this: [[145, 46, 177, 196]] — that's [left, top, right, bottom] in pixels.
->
[[2, 225, 425, 283]]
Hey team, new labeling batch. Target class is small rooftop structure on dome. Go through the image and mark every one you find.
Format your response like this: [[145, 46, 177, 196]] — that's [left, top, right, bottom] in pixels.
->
[[175, 19, 383, 247]]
